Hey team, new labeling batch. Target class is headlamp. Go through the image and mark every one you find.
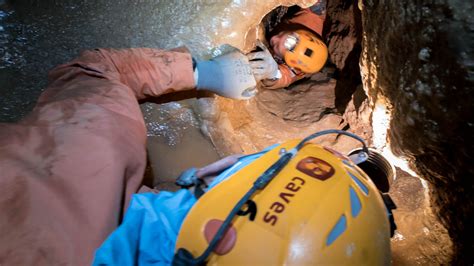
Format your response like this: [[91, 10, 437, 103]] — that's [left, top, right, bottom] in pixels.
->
[[283, 33, 299, 52]]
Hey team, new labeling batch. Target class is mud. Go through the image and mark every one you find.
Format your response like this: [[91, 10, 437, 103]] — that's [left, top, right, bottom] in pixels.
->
[[142, 101, 220, 189]]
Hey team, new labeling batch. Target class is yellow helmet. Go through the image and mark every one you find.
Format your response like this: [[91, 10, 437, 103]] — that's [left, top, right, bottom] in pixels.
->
[[174, 130, 393, 265], [283, 29, 328, 74]]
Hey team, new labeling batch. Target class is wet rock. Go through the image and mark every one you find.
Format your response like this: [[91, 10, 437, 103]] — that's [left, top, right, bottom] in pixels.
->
[[418, 48, 431, 62], [390, 169, 425, 212], [359, 0, 473, 263], [256, 76, 337, 124], [389, 168, 452, 265], [342, 85, 372, 143], [323, 0, 363, 112], [201, 1, 365, 156], [204, 95, 347, 156]]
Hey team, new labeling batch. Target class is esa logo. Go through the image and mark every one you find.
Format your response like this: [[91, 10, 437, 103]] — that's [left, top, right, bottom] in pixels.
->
[[296, 156, 335, 181]]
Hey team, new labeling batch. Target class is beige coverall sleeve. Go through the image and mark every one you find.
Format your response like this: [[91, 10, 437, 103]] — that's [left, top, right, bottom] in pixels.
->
[[0, 48, 195, 265]]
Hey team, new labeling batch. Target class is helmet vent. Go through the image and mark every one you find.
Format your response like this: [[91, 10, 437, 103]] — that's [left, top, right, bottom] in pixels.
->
[[349, 186, 362, 217], [348, 171, 369, 195], [326, 214, 347, 246], [304, 48, 313, 57]]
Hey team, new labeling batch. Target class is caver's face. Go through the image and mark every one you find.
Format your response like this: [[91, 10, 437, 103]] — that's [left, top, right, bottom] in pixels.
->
[[269, 31, 290, 58]]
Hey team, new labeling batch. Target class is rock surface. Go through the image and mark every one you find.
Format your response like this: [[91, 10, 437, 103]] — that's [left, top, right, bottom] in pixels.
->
[[199, 1, 367, 156], [359, 0, 473, 263], [201, 0, 461, 263], [390, 169, 452, 265]]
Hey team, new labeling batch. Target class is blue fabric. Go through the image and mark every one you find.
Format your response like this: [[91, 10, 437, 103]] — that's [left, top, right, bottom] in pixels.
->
[[196, 59, 222, 91], [93, 190, 196, 266], [207, 145, 276, 190], [93, 144, 277, 265]]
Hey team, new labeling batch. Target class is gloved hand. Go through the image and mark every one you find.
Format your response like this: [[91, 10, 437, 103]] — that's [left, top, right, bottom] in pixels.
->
[[195, 50, 257, 100], [247, 41, 281, 81]]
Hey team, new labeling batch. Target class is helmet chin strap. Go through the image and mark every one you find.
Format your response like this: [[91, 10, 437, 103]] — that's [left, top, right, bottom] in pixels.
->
[[173, 129, 368, 266]]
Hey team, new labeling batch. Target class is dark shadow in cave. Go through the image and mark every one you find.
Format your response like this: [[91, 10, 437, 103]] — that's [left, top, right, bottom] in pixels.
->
[[140, 90, 213, 105], [324, 0, 363, 114]]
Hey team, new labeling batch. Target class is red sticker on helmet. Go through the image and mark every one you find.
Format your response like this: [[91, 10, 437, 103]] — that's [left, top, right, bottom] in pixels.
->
[[296, 157, 335, 181], [204, 219, 237, 255]]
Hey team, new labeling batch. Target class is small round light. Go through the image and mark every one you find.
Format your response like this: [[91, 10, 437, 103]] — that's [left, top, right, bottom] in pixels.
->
[[284, 33, 299, 52]]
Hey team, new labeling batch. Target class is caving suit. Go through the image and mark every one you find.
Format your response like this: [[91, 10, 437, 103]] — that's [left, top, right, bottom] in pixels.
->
[[0, 48, 195, 265]]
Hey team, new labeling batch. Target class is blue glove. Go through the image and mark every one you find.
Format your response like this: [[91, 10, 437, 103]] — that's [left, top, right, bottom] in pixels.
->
[[196, 51, 257, 100]]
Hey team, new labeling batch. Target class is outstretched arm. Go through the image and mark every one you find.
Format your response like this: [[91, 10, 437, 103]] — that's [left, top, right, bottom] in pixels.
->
[[0, 48, 195, 265]]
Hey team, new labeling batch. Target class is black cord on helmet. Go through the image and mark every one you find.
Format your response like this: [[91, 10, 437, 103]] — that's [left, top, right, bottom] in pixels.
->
[[172, 129, 368, 265], [173, 152, 293, 266], [295, 129, 368, 153]]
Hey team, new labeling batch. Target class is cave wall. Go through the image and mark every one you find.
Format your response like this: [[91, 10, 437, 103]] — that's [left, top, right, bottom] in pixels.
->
[[359, 0, 474, 263], [324, 0, 363, 112], [324, 0, 373, 143], [202, 1, 368, 157]]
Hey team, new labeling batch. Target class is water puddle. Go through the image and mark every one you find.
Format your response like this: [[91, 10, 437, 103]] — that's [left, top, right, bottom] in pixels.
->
[[142, 101, 220, 188]]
